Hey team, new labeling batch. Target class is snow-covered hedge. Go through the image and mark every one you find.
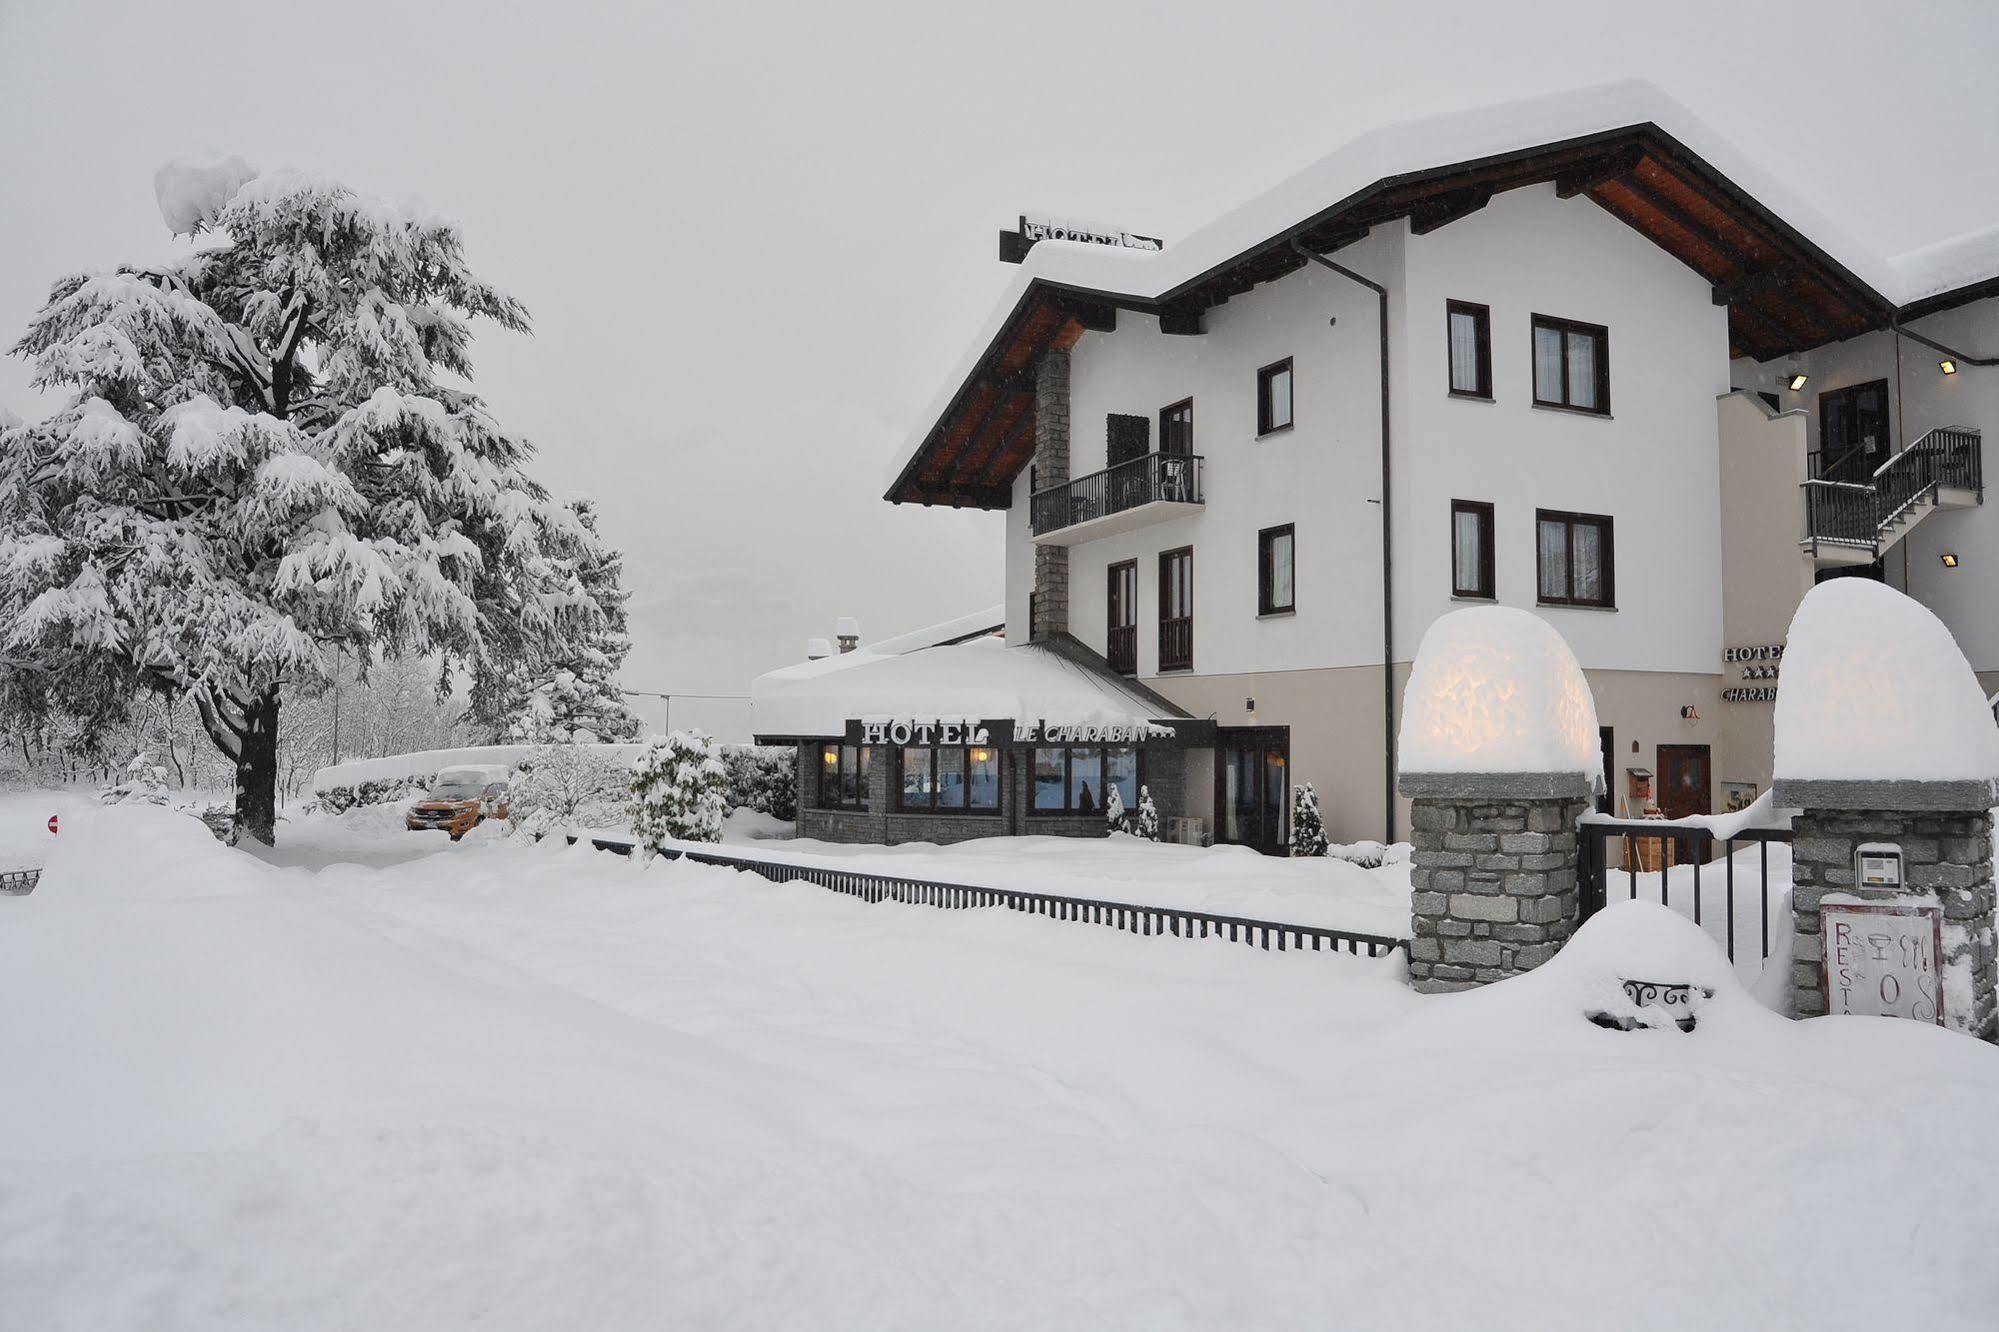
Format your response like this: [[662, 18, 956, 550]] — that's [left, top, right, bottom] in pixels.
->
[[507, 743, 634, 836], [720, 745, 796, 822], [631, 731, 731, 848], [312, 743, 649, 814]]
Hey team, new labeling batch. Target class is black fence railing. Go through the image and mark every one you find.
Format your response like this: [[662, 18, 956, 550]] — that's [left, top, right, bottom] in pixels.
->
[[1107, 623, 1136, 675], [1031, 452, 1203, 537], [1, 868, 40, 896], [1803, 425, 1982, 555], [570, 835, 1407, 960], [1158, 617, 1192, 672], [1577, 820, 1793, 964]]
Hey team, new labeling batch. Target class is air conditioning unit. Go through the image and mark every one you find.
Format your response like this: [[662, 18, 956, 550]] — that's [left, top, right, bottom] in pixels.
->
[[1167, 816, 1208, 847]]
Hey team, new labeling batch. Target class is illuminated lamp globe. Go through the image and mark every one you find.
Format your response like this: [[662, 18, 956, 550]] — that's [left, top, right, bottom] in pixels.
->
[[1397, 606, 1600, 798]]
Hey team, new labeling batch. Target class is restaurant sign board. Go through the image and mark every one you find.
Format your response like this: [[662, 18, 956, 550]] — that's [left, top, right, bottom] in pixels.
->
[[1820, 901, 1944, 1025]]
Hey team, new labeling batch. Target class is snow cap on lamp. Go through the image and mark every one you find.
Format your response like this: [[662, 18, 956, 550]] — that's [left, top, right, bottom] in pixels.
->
[[1772, 579, 1999, 808], [1397, 606, 1599, 799]]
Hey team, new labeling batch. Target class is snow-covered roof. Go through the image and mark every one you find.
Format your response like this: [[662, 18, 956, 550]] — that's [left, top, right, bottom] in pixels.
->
[[751, 631, 1185, 740], [1397, 606, 1600, 779], [1773, 580, 1999, 785], [887, 79, 1999, 504]]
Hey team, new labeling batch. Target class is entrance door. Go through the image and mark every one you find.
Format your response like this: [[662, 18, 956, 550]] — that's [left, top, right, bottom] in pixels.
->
[[1216, 727, 1289, 855], [1656, 744, 1712, 820], [1818, 379, 1890, 481]]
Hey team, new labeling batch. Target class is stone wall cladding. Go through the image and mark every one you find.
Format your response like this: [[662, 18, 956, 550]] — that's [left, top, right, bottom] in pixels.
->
[[1788, 806, 1997, 1039], [1031, 349, 1070, 640], [1406, 795, 1587, 993]]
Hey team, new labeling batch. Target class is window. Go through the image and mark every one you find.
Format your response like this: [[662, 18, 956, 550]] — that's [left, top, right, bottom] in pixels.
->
[[1107, 413, 1150, 468], [1258, 524, 1295, 615], [899, 743, 1000, 813], [1446, 300, 1491, 399], [817, 743, 870, 810], [1531, 315, 1609, 414], [1535, 509, 1614, 608], [1159, 546, 1193, 671], [1450, 500, 1494, 600], [1256, 358, 1293, 435], [1032, 745, 1139, 815], [1159, 399, 1193, 455], [1106, 559, 1137, 675]]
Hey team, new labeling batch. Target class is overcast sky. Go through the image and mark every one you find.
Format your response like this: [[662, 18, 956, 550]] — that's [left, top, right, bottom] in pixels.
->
[[3, 0, 1995, 734]]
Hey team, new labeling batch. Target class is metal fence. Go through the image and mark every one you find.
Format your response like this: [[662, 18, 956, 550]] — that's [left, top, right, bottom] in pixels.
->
[[574, 835, 1407, 960], [1, 868, 40, 896], [1577, 820, 1793, 964]]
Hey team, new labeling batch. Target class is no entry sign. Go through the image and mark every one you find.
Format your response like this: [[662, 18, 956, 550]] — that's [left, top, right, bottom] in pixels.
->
[[47, 813, 58, 835]]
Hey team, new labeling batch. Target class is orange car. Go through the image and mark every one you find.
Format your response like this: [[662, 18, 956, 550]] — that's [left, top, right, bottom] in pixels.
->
[[405, 766, 511, 841]]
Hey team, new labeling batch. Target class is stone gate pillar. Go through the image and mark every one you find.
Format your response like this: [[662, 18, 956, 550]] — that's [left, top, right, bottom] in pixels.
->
[[1401, 772, 1589, 993], [1775, 779, 1997, 1041]]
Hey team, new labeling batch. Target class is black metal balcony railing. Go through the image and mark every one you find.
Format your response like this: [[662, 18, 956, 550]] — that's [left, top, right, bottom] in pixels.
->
[[1032, 452, 1204, 537], [1802, 425, 1982, 555], [1159, 616, 1192, 673], [1107, 623, 1136, 675]]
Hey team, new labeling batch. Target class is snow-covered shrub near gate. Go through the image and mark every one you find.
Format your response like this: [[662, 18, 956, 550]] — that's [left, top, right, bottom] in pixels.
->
[[720, 745, 796, 822], [1290, 782, 1327, 857], [1326, 840, 1410, 870], [1133, 785, 1160, 841], [630, 730, 731, 848], [509, 743, 629, 836], [99, 753, 170, 806]]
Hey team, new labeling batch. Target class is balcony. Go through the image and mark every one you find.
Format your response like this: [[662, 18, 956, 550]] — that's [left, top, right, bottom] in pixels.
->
[[1801, 425, 1982, 566], [1031, 452, 1204, 545]]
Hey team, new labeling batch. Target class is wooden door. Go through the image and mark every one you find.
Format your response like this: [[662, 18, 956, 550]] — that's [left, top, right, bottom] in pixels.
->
[[1656, 744, 1711, 820], [1216, 727, 1289, 855]]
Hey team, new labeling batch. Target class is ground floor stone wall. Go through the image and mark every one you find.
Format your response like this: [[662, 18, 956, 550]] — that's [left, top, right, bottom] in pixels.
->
[[1407, 794, 1587, 993]]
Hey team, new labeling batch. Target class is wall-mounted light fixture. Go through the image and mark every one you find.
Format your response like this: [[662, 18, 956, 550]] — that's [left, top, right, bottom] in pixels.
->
[[1680, 705, 1701, 722], [1787, 372, 1810, 391], [1942, 552, 1961, 569], [1940, 359, 1958, 376], [1244, 696, 1256, 714]]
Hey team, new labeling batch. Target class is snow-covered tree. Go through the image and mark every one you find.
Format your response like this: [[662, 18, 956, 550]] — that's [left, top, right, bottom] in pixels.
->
[[1133, 785, 1160, 841], [1, 158, 607, 843], [1291, 781, 1328, 857], [474, 499, 640, 744], [510, 740, 631, 837], [1104, 783, 1127, 833], [100, 752, 170, 806], [630, 730, 730, 848]]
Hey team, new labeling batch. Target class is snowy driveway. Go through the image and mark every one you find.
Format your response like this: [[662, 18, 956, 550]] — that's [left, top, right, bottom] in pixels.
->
[[3, 803, 1997, 1330]]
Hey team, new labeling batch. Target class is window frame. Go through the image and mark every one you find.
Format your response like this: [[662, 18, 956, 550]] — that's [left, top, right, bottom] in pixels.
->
[[1534, 508, 1616, 609], [1256, 357, 1294, 436], [1106, 558, 1138, 676], [1445, 300, 1492, 400], [1530, 314, 1610, 415], [1158, 545, 1194, 672], [1028, 744, 1142, 818], [816, 742, 870, 811], [1159, 398, 1194, 455], [1450, 500, 1495, 600], [896, 742, 1002, 815], [1257, 523, 1296, 617]]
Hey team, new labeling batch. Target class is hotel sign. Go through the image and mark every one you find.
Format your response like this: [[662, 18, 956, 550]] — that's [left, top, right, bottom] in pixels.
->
[[1000, 215, 1163, 263], [1722, 642, 1783, 703], [851, 719, 998, 748], [843, 718, 1174, 747]]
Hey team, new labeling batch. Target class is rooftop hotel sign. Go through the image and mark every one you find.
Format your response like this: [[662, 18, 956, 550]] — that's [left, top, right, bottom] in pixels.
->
[[999, 215, 1163, 264]]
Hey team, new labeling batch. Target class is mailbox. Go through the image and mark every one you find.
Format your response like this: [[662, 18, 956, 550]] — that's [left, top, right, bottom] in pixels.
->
[[1626, 767, 1654, 807], [1855, 842, 1905, 891]]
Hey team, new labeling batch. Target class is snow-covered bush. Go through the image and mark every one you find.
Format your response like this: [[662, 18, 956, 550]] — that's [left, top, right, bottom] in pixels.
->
[[99, 753, 170, 806], [720, 745, 797, 821], [630, 730, 730, 848], [1104, 783, 1127, 834], [509, 743, 629, 836], [1326, 840, 1411, 870], [1133, 785, 1160, 841], [1290, 782, 1327, 857], [316, 774, 428, 815]]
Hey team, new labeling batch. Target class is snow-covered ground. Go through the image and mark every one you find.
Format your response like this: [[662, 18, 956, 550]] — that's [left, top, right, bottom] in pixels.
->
[[4, 795, 1998, 1330]]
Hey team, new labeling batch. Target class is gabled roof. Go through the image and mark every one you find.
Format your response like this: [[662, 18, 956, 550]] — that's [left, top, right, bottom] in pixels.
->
[[886, 81, 1998, 510], [751, 629, 1189, 742]]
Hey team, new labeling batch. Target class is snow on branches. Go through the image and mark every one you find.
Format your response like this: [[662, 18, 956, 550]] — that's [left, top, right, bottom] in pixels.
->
[[0, 162, 609, 843], [630, 731, 731, 848]]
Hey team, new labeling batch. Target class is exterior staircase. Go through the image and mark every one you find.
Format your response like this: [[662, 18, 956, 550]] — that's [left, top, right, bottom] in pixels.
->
[[1801, 425, 1983, 567]]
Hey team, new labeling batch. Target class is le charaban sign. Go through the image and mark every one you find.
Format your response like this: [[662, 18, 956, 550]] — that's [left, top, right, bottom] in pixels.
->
[[1019, 216, 1162, 252], [844, 718, 1171, 747]]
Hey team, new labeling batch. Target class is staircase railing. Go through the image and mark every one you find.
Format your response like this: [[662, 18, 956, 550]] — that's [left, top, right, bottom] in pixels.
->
[[1802, 425, 1981, 556]]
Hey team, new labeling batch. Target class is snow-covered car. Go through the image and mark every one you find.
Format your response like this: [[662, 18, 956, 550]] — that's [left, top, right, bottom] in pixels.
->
[[405, 766, 511, 840]]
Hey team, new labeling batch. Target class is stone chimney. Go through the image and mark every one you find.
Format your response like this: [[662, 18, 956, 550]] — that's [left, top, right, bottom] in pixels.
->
[[834, 616, 861, 654], [1031, 349, 1070, 640]]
